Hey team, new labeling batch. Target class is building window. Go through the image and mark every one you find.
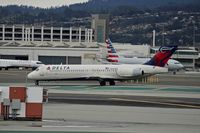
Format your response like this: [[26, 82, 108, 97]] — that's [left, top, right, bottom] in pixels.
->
[[68, 56, 81, 64], [97, 26, 104, 43]]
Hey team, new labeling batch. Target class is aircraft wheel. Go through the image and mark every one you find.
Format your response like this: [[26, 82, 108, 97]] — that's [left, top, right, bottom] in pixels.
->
[[35, 80, 39, 86], [99, 81, 106, 86], [109, 80, 115, 86]]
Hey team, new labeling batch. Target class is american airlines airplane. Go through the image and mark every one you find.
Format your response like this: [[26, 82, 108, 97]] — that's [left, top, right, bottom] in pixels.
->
[[104, 39, 184, 73], [28, 45, 177, 86], [0, 59, 43, 70]]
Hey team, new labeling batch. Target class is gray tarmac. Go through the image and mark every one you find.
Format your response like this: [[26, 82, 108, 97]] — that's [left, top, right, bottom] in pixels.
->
[[0, 103, 200, 133], [48, 92, 200, 109], [0, 70, 200, 132]]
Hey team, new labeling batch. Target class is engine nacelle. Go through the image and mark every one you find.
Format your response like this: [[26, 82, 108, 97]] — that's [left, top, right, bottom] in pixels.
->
[[117, 68, 144, 77]]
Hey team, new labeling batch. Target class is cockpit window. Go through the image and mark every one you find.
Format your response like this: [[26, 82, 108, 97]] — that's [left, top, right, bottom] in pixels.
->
[[35, 68, 39, 71], [174, 62, 180, 64], [36, 62, 43, 64]]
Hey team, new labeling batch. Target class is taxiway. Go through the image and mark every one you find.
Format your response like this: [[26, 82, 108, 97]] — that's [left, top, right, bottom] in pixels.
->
[[0, 70, 200, 133]]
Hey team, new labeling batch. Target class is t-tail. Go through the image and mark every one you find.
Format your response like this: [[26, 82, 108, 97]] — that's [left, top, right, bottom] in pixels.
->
[[144, 45, 178, 67], [105, 39, 119, 63]]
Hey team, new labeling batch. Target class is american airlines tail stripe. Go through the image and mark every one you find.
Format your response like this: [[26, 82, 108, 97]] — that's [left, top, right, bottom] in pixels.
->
[[107, 59, 119, 62], [108, 54, 119, 58], [108, 50, 117, 53]]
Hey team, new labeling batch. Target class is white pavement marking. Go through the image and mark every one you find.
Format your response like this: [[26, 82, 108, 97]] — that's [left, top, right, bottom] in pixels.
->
[[43, 125, 92, 128], [83, 86, 99, 90], [0, 73, 18, 76], [111, 98, 200, 109]]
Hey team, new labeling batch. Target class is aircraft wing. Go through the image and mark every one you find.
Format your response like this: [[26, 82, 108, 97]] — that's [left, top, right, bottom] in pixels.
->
[[81, 75, 116, 80]]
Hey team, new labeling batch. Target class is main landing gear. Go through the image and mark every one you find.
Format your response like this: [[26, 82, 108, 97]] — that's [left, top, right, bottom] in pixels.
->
[[99, 80, 106, 86], [99, 80, 115, 86], [109, 80, 115, 86], [35, 80, 39, 86]]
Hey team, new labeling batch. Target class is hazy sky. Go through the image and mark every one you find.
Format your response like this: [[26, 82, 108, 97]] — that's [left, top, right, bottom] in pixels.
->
[[0, 0, 89, 8]]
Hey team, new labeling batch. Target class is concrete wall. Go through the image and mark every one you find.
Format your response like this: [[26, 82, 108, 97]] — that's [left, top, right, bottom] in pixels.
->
[[0, 46, 99, 64]]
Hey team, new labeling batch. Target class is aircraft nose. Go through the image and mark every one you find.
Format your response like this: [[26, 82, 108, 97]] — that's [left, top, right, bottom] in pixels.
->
[[27, 72, 34, 79], [180, 64, 184, 69]]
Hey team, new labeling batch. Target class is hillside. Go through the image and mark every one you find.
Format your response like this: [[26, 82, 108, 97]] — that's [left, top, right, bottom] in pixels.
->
[[69, 0, 199, 11], [0, 1, 199, 45]]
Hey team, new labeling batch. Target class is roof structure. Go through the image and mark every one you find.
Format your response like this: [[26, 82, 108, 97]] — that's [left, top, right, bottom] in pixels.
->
[[0, 41, 99, 48]]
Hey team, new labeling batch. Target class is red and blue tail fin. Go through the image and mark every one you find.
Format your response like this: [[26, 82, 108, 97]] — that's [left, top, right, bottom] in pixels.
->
[[144, 45, 178, 67], [106, 39, 119, 63]]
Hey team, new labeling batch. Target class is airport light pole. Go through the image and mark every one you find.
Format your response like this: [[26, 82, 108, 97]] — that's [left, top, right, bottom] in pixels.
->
[[162, 32, 167, 46], [192, 21, 197, 70], [193, 22, 197, 48], [25, 69, 28, 87], [162, 25, 166, 46], [152, 30, 156, 47]]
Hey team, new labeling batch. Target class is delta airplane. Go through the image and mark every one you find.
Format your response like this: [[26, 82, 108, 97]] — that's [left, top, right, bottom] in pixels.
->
[[104, 39, 184, 73], [28, 45, 177, 86], [0, 59, 43, 70]]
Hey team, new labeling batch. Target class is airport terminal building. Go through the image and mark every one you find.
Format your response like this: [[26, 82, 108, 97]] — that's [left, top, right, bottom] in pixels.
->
[[0, 18, 199, 69], [0, 24, 93, 43], [0, 22, 151, 65]]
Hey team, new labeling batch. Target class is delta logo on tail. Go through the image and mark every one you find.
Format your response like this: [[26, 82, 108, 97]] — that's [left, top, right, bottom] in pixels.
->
[[106, 39, 119, 62], [144, 45, 178, 67]]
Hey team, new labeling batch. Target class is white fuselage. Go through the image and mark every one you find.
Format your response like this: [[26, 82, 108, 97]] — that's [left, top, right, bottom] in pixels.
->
[[0, 59, 43, 69], [114, 57, 184, 71], [28, 64, 168, 81]]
